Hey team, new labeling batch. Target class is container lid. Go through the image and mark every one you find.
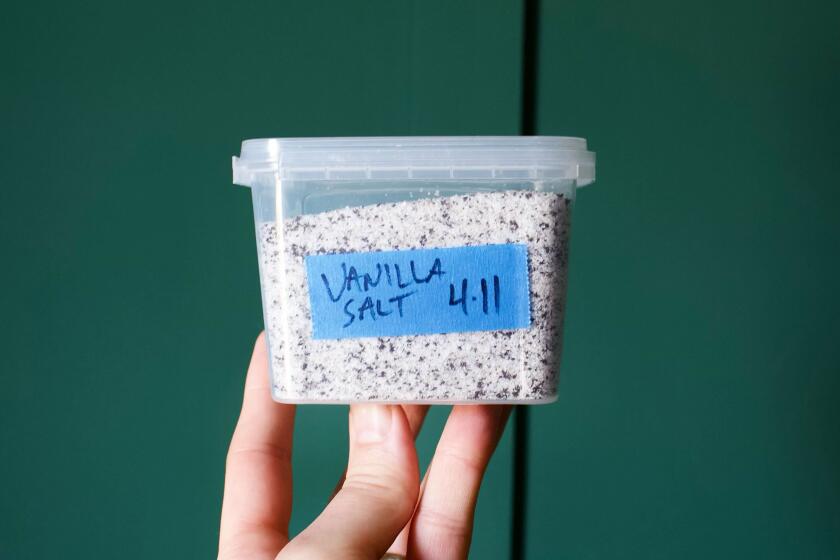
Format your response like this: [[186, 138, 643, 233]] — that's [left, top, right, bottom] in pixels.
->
[[232, 136, 595, 187]]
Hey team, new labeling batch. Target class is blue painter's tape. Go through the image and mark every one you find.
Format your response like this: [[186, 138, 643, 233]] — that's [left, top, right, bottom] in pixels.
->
[[304, 243, 531, 340]]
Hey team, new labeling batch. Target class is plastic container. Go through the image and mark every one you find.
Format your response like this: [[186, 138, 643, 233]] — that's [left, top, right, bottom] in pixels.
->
[[233, 137, 595, 404]]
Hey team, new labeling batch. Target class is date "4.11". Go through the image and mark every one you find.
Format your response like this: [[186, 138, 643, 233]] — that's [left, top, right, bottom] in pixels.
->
[[448, 276, 501, 315]]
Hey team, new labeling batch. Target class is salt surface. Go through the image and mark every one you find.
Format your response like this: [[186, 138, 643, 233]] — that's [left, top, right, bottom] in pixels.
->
[[257, 190, 571, 403]]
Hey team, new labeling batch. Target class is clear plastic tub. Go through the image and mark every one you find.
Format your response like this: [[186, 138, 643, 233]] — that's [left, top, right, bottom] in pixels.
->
[[233, 137, 595, 404]]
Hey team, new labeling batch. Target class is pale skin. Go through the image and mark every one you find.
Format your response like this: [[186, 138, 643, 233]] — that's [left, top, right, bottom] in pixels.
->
[[219, 333, 512, 560]]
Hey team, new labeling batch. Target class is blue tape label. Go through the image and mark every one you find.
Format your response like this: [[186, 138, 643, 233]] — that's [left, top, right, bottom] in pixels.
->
[[304, 243, 531, 340]]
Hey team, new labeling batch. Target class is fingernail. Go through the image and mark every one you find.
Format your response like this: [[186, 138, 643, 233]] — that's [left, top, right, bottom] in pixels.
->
[[352, 405, 393, 444]]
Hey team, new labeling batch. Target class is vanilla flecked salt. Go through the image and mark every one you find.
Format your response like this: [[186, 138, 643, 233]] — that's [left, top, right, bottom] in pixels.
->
[[256, 190, 571, 403]]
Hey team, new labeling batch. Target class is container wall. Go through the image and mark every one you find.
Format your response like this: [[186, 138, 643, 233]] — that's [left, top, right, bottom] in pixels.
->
[[253, 180, 577, 403]]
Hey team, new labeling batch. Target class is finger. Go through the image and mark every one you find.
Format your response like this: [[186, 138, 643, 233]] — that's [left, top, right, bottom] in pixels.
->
[[407, 405, 512, 560], [330, 404, 429, 500], [380, 405, 430, 555], [386, 467, 428, 557], [219, 333, 296, 560], [281, 405, 419, 559], [403, 404, 432, 438]]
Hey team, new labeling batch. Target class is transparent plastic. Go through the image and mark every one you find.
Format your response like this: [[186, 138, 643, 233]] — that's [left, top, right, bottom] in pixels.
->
[[233, 137, 595, 404]]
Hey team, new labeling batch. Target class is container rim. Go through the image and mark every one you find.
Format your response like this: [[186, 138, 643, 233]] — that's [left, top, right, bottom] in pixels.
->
[[233, 136, 595, 187]]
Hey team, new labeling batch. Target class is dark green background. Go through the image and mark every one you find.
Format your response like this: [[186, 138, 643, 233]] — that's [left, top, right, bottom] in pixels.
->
[[1, 1, 837, 558]]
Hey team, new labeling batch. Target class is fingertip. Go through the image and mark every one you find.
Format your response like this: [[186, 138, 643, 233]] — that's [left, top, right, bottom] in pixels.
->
[[244, 332, 269, 393], [250, 331, 268, 366], [347, 404, 419, 506], [350, 404, 396, 445], [448, 404, 511, 440]]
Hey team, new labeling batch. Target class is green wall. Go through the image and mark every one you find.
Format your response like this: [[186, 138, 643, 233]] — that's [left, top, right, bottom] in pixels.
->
[[528, 0, 840, 557], [0, 2, 519, 557], [1, 0, 838, 558]]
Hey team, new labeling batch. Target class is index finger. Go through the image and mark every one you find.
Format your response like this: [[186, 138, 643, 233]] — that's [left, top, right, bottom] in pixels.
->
[[219, 333, 296, 560]]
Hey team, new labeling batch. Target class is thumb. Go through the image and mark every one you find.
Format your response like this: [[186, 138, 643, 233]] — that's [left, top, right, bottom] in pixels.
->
[[280, 405, 419, 559]]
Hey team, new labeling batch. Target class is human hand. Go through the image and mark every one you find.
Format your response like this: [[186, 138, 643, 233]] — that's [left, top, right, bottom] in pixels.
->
[[218, 333, 511, 560]]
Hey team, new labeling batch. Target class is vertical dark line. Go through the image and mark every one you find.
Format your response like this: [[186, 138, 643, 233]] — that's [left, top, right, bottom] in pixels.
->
[[520, 0, 539, 136], [510, 405, 530, 559], [512, 0, 539, 558]]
